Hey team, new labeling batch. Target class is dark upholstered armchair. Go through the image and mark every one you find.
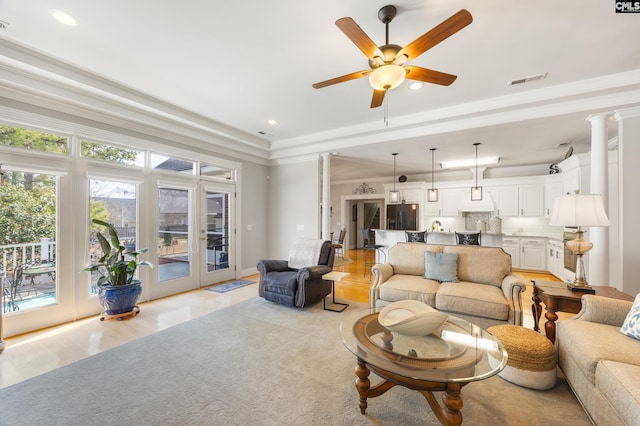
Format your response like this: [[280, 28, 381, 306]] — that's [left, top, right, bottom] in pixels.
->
[[257, 239, 335, 307]]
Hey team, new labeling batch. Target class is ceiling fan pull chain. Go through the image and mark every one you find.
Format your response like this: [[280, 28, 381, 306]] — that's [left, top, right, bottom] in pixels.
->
[[384, 93, 389, 127]]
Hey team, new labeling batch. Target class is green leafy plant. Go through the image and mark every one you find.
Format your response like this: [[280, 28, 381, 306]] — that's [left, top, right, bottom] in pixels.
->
[[83, 219, 153, 286]]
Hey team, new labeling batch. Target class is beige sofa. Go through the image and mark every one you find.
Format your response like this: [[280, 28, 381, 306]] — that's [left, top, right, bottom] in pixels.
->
[[370, 242, 527, 329], [557, 295, 640, 425]]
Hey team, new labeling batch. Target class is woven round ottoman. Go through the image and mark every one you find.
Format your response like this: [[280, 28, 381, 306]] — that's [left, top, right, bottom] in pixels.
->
[[487, 325, 557, 390]]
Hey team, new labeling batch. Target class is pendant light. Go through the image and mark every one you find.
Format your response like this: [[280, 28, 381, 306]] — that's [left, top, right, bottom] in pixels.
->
[[471, 142, 483, 201], [389, 153, 400, 203], [427, 148, 438, 202]]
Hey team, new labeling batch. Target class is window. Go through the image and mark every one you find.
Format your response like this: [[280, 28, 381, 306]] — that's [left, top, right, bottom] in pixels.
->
[[151, 154, 194, 175], [0, 124, 68, 154], [88, 179, 137, 294], [201, 163, 233, 181], [0, 168, 58, 311], [81, 140, 143, 166], [158, 187, 191, 281]]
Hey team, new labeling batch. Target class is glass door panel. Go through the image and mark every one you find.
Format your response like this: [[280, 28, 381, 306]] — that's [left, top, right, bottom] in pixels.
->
[[205, 191, 229, 272], [201, 186, 234, 284], [158, 188, 191, 281], [88, 179, 137, 294], [1, 169, 58, 313]]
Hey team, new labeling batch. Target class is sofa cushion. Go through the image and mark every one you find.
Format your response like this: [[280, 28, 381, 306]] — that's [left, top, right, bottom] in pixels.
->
[[442, 245, 510, 287], [436, 281, 509, 320], [557, 319, 640, 385], [388, 243, 444, 276], [596, 360, 640, 425], [406, 231, 426, 242], [424, 251, 459, 283], [379, 275, 440, 306], [620, 293, 640, 340], [455, 232, 481, 245]]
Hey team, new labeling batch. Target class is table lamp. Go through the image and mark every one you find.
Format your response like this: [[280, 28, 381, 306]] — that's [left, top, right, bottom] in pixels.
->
[[549, 190, 610, 292]]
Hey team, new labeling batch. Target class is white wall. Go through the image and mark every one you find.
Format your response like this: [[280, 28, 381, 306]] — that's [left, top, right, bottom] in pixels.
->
[[267, 159, 321, 259], [239, 160, 268, 276]]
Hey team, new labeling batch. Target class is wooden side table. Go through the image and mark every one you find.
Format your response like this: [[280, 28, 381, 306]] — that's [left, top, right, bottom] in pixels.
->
[[532, 280, 634, 343]]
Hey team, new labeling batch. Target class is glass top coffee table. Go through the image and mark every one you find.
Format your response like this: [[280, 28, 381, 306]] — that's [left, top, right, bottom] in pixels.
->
[[340, 307, 507, 426]]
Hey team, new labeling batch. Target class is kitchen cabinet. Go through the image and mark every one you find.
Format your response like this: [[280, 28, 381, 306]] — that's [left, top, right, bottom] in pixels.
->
[[547, 239, 564, 278], [502, 236, 546, 271], [545, 182, 563, 218], [495, 184, 544, 217], [502, 237, 520, 269], [495, 186, 519, 217], [424, 188, 464, 217], [520, 237, 546, 270]]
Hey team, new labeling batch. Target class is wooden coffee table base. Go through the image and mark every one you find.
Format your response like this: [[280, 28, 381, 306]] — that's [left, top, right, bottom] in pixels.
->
[[354, 358, 466, 426]]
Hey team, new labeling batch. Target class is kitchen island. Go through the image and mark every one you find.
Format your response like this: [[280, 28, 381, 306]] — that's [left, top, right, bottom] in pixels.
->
[[372, 229, 504, 262]]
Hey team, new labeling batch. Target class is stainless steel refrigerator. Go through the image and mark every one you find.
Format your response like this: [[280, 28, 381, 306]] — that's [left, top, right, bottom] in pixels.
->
[[386, 203, 419, 230]]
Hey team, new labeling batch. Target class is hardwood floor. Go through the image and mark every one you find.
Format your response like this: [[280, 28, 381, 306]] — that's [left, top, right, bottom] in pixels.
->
[[1, 248, 568, 389]]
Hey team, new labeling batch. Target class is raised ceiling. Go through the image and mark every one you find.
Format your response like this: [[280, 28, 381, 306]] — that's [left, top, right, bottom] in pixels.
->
[[1, 0, 639, 181]]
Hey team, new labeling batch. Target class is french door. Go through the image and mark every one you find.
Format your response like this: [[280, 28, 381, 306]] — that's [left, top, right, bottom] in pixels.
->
[[200, 184, 235, 285]]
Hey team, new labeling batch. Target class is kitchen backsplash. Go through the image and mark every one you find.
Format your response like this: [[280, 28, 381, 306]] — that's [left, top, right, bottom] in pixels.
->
[[425, 215, 564, 240]]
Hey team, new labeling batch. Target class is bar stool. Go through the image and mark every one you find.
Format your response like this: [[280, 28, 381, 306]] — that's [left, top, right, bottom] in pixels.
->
[[362, 229, 386, 278]]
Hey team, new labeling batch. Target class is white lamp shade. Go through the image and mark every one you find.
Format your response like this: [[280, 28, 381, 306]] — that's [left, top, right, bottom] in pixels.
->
[[549, 193, 611, 227], [369, 65, 406, 91]]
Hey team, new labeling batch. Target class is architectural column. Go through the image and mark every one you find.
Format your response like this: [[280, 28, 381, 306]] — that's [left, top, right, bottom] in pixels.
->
[[586, 113, 610, 286], [321, 153, 331, 241], [613, 106, 640, 296], [614, 107, 640, 295]]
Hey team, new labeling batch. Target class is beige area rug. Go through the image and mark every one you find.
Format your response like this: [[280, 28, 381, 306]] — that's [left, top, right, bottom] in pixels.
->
[[0, 298, 590, 425]]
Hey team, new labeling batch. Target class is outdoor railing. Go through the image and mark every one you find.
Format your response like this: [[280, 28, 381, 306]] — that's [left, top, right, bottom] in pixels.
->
[[0, 238, 56, 274]]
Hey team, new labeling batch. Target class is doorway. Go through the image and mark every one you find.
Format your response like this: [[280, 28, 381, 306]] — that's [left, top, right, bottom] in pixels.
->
[[346, 197, 384, 249]]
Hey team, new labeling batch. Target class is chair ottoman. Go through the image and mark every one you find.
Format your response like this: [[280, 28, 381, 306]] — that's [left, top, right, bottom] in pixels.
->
[[487, 325, 557, 390]]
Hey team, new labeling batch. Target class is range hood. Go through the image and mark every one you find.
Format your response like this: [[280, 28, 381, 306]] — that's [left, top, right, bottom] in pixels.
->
[[460, 192, 496, 212]]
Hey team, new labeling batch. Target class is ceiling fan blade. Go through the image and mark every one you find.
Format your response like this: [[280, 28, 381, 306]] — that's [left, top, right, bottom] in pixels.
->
[[371, 89, 386, 108], [405, 66, 457, 86], [336, 17, 383, 60], [398, 9, 472, 60], [312, 70, 370, 89]]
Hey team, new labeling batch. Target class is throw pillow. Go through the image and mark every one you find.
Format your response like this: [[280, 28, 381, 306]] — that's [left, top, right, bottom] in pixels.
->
[[620, 294, 640, 340], [424, 251, 459, 283], [456, 232, 481, 245], [406, 231, 426, 243]]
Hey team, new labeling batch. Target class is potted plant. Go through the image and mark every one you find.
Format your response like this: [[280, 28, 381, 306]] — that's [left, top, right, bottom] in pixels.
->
[[84, 219, 153, 317]]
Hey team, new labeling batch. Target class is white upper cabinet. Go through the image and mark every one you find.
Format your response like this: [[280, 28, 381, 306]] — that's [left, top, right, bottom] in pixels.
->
[[545, 182, 564, 218], [495, 186, 519, 217], [424, 188, 464, 217], [520, 184, 545, 217], [441, 188, 465, 216], [495, 184, 544, 217]]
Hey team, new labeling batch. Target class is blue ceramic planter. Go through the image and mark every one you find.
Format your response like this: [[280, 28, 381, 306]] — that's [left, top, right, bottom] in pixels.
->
[[98, 280, 142, 315]]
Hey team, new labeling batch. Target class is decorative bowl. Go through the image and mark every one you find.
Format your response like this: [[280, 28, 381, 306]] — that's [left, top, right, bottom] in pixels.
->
[[378, 300, 448, 336]]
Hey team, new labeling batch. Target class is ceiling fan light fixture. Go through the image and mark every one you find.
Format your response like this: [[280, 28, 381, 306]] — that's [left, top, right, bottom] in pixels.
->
[[369, 64, 406, 91]]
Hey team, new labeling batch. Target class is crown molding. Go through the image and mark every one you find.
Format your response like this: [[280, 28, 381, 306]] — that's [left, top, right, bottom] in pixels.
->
[[0, 38, 270, 153]]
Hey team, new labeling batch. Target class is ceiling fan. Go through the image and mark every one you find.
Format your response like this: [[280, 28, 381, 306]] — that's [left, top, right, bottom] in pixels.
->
[[312, 5, 472, 108]]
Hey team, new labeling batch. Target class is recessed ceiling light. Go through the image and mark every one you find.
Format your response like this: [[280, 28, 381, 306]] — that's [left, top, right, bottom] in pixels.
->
[[50, 10, 78, 27], [267, 119, 278, 125], [409, 82, 423, 90]]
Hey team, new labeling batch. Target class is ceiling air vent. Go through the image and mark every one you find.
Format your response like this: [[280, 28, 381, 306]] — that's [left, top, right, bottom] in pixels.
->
[[509, 72, 548, 86]]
